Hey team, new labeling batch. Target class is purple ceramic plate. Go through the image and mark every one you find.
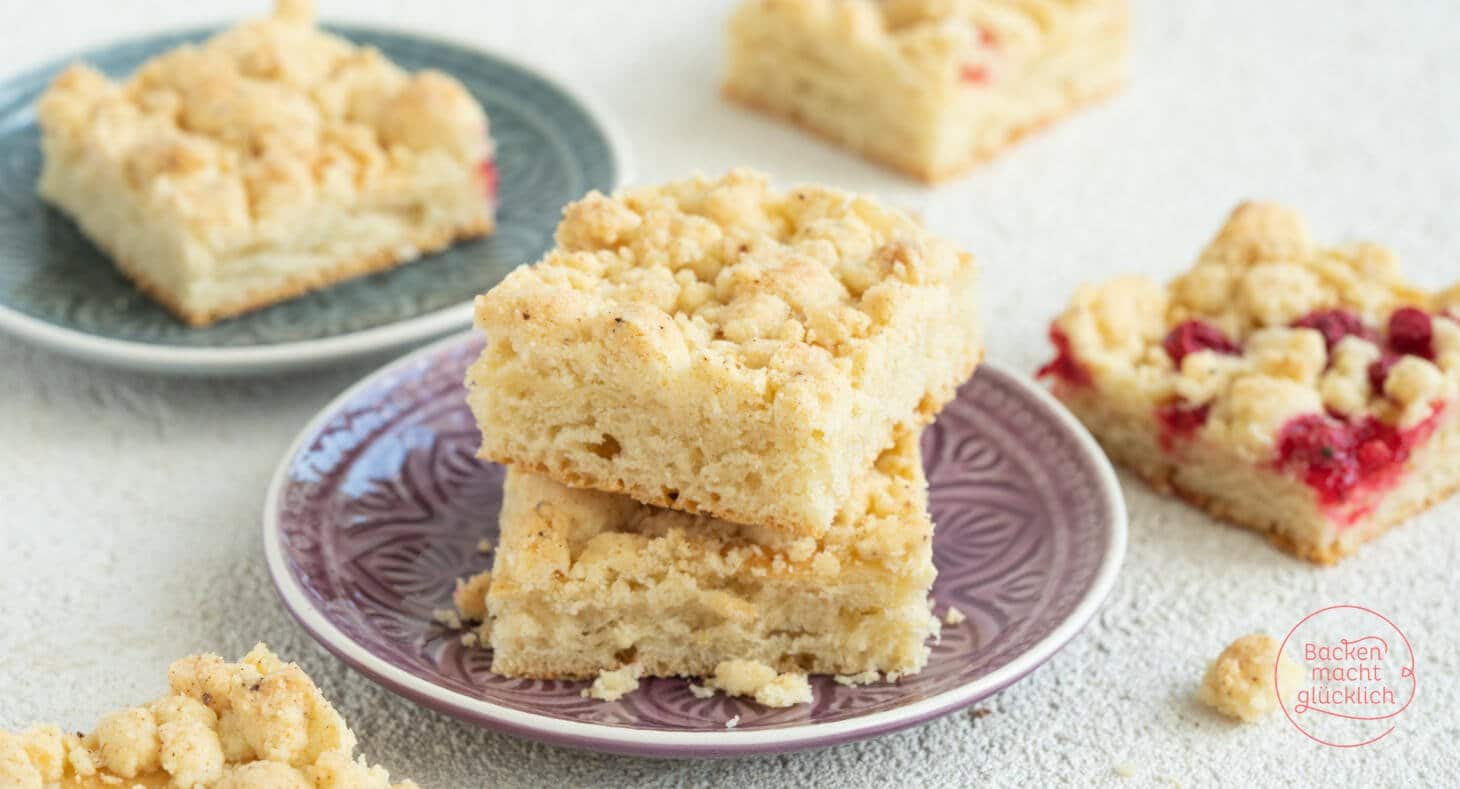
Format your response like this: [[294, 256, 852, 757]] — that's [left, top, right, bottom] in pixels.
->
[[263, 332, 1126, 757]]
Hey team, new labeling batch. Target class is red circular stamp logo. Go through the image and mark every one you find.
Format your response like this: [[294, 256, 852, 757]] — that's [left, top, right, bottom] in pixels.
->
[[1276, 604, 1417, 748]]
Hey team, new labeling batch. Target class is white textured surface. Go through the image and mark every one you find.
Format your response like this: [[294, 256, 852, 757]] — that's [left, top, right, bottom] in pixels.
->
[[2, 1, 1459, 786]]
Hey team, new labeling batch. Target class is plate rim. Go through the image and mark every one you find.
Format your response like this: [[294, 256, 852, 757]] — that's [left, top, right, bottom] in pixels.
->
[[261, 330, 1129, 757], [0, 23, 633, 376]]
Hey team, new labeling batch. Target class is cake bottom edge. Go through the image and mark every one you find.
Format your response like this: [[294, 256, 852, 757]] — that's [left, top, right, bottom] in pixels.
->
[[1055, 386, 1460, 564], [721, 75, 1124, 185], [111, 213, 497, 327]]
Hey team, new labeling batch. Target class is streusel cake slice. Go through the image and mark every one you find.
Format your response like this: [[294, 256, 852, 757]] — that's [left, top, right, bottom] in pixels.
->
[[466, 430, 939, 680], [1039, 202, 1460, 563], [724, 0, 1128, 182], [36, 0, 496, 326], [466, 169, 981, 537], [0, 644, 415, 788]]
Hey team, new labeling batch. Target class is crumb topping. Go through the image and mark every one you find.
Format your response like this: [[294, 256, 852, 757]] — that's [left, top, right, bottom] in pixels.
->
[[0, 644, 415, 788], [1044, 202, 1459, 465], [1197, 633, 1300, 723], [734, 0, 1117, 86], [36, 0, 491, 244], [475, 169, 974, 382]]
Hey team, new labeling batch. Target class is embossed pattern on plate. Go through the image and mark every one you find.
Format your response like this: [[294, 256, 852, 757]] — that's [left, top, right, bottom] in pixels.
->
[[0, 26, 619, 370], [265, 334, 1125, 756]]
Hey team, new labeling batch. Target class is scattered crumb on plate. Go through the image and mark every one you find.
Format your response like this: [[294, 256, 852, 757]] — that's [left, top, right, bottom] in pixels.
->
[[689, 659, 813, 708], [725, 715, 741, 729], [943, 605, 967, 625], [452, 570, 492, 622], [582, 664, 643, 702]]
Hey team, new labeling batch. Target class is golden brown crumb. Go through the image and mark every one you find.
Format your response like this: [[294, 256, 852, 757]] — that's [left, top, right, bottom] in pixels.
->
[[698, 660, 814, 708], [451, 571, 492, 622], [1198, 633, 1300, 722], [582, 665, 643, 702]]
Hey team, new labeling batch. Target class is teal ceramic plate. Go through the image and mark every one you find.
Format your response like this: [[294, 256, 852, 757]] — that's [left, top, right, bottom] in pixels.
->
[[0, 25, 626, 375]]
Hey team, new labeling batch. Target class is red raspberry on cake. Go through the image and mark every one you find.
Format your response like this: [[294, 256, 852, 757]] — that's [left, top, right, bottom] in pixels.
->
[[1038, 202, 1460, 564]]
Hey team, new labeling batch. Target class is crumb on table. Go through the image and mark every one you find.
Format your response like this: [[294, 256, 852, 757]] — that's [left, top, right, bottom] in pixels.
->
[[1197, 633, 1300, 722]]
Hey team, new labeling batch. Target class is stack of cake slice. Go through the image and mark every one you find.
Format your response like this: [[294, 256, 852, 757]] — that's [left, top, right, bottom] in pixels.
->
[[458, 170, 983, 702]]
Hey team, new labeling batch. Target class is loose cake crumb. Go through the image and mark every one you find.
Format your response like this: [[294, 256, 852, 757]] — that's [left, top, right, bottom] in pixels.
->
[[583, 664, 643, 702], [754, 673, 815, 708], [725, 715, 741, 729], [430, 608, 463, 630], [477, 538, 494, 554], [451, 571, 492, 622], [460, 632, 479, 648], [833, 671, 882, 686], [693, 660, 814, 708], [1198, 633, 1300, 722], [944, 605, 967, 625]]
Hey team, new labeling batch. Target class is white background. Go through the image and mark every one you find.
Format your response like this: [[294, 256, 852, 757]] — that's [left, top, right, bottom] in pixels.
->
[[2, 1, 1458, 785]]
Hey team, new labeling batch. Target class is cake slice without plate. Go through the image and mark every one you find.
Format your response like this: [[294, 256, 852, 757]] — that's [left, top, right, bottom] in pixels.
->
[[0, 644, 415, 788], [466, 169, 981, 538], [724, 0, 1128, 182], [1039, 202, 1460, 563], [35, 0, 497, 326], [469, 429, 939, 681]]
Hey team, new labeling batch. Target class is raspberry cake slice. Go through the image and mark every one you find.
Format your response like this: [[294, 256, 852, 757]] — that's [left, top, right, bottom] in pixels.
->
[[0, 644, 415, 788], [1039, 202, 1460, 563], [463, 430, 939, 681], [35, 0, 497, 326], [724, 0, 1128, 182]]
